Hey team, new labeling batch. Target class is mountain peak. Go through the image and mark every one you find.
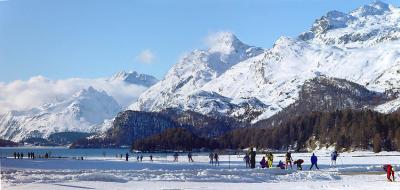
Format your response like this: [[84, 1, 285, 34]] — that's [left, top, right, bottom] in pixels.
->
[[351, 0, 390, 17], [74, 86, 104, 98], [298, 1, 398, 46], [310, 10, 355, 35], [206, 32, 246, 54], [110, 70, 158, 87]]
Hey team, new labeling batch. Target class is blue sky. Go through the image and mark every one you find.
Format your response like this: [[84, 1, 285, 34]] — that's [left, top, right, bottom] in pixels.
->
[[0, 0, 399, 82]]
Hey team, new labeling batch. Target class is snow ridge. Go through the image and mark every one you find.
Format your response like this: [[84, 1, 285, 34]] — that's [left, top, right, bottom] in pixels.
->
[[132, 1, 400, 122]]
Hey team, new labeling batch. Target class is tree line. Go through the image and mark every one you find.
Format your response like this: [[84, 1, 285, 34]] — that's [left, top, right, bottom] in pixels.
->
[[133, 109, 400, 152]]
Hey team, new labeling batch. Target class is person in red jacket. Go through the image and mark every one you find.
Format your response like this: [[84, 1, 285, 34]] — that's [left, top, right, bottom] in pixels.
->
[[383, 164, 395, 182]]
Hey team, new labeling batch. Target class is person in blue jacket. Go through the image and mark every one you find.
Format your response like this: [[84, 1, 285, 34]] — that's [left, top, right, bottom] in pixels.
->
[[310, 153, 319, 170]]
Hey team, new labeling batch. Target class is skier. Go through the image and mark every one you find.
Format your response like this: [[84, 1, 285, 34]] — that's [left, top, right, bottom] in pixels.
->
[[249, 148, 256, 169], [13, 152, 17, 159], [209, 152, 214, 165], [294, 159, 304, 170], [331, 150, 339, 167], [267, 152, 274, 168], [384, 164, 395, 182], [188, 152, 194, 162], [21, 153, 23, 159], [137, 155, 140, 161], [285, 151, 293, 169], [28, 152, 31, 159], [149, 154, 153, 162], [243, 153, 250, 168], [125, 152, 129, 161], [260, 156, 267, 168], [17, 152, 20, 159], [214, 153, 219, 166], [140, 154, 143, 162], [277, 160, 285, 169], [310, 153, 319, 170], [32, 152, 34, 160]]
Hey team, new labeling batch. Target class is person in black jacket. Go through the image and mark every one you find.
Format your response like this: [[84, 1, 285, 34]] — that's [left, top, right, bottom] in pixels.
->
[[249, 147, 256, 169]]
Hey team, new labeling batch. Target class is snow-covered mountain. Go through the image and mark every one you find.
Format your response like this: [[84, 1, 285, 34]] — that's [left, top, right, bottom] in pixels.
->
[[0, 87, 120, 141], [0, 71, 158, 142], [131, 1, 400, 123], [109, 71, 158, 87], [129, 32, 264, 115]]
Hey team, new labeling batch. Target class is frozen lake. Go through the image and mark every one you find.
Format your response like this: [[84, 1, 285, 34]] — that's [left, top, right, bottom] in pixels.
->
[[1, 149, 400, 190]]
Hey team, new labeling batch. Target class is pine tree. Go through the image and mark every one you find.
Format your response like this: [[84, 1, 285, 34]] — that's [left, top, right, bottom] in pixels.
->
[[373, 134, 382, 153]]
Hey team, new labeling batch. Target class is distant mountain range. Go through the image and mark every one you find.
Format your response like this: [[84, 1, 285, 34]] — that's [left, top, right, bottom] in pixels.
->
[[0, 71, 158, 142], [3, 1, 400, 150]]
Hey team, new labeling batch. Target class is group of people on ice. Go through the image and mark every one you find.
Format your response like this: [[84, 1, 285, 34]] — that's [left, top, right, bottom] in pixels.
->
[[242, 148, 336, 171], [209, 152, 219, 166], [13, 151, 49, 159]]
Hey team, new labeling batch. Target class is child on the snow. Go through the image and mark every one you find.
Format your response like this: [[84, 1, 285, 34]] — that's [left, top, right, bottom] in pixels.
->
[[310, 153, 319, 170], [294, 159, 304, 170], [260, 157, 267, 168], [285, 151, 293, 169], [384, 164, 395, 182], [277, 160, 285, 169], [244, 153, 250, 168]]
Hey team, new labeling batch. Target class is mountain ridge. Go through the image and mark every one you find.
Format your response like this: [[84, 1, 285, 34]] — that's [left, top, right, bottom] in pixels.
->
[[131, 1, 400, 123]]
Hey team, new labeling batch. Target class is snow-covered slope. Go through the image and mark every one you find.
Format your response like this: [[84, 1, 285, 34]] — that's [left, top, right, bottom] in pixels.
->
[[131, 1, 400, 122], [129, 32, 264, 112], [0, 87, 121, 141]]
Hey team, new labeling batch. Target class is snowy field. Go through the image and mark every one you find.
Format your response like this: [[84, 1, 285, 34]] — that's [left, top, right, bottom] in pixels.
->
[[2, 150, 400, 190]]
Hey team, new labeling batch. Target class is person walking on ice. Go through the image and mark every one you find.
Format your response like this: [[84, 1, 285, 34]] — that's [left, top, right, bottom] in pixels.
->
[[384, 164, 395, 182], [310, 153, 319, 170], [188, 152, 194, 162], [125, 152, 129, 161], [285, 151, 293, 169], [209, 152, 214, 165], [267, 152, 274, 168], [214, 153, 219, 166], [173, 152, 179, 162], [331, 150, 339, 167], [249, 147, 256, 169]]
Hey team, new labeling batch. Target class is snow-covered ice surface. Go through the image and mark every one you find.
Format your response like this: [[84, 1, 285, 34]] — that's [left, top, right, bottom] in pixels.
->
[[2, 151, 400, 189]]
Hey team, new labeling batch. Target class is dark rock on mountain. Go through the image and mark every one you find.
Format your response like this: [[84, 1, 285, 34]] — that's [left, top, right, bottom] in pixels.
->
[[254, 76, 393, 128]]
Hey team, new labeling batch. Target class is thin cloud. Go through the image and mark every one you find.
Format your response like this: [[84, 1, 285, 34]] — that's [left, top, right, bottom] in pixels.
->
[[136, 49, 155, 64]]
